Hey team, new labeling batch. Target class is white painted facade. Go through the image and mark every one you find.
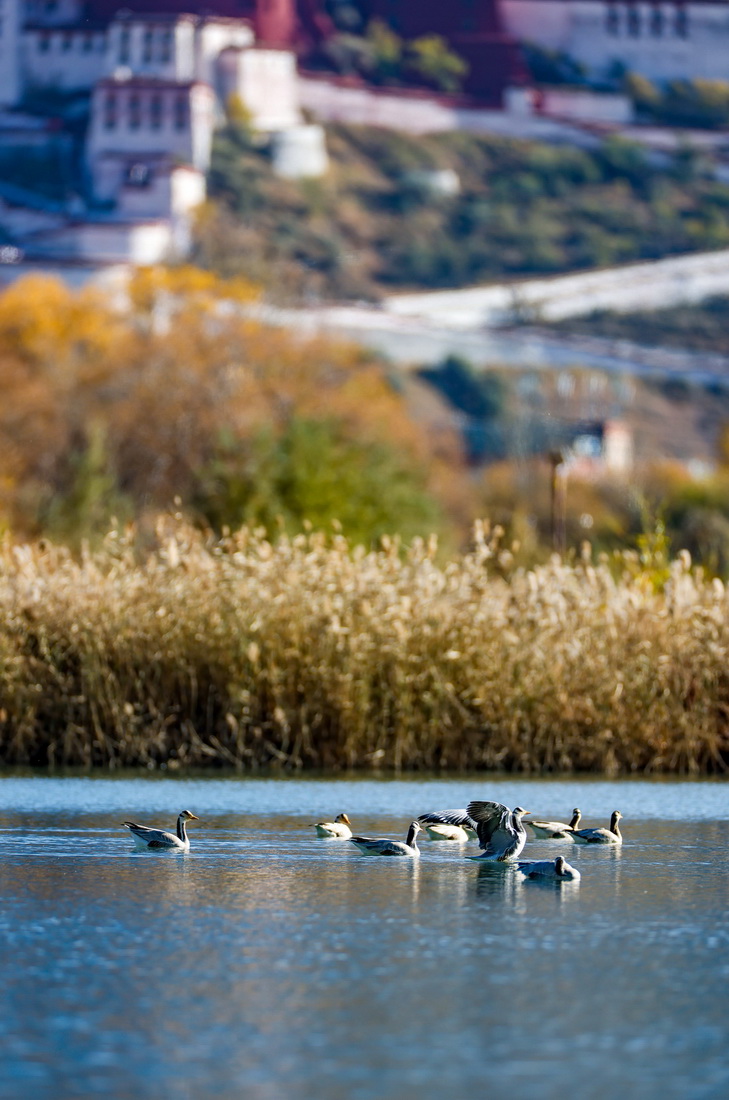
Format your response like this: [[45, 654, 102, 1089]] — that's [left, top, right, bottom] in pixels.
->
[[500, 0, 729, 83], [0, 6, 312, 264], [93, 157, 206, 220], [87, 78, 215, 175], [218, 46, 300, 130], [272, 124, 329, 178], [0, 0, 22, 107], [105, 16, 196, 83], [536, 87, 633, 124], [36, 218, 176, 263], [25, 0, 85, 27], [196, 20, 255, 92], [23, 27, 108, 93]]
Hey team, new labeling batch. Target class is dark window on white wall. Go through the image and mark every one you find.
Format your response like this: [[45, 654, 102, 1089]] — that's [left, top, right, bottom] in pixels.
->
[[150, 93, 163, 129], [174, 94, 188, 130], [104, 92, 117, 129]]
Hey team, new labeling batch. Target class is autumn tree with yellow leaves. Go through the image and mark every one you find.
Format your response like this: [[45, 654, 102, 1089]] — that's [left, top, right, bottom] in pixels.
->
[[0, 269, 464, 544]]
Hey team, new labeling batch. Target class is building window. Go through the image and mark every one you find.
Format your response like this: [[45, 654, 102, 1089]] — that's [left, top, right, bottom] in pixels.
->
[[129, 93, 141, 129], [142, 28, 153, 63], [150, 93, 163, 129], [62, 32, 72, 51], [160, 30, 172, 62], [104, 92, 117, 129], [606, 4, 619, 35], [83, 33, 93, 52], [675, 5, 688, 37], [627, 4, 641, 36], [126, 163, 151, 187], [174, 94, 188, 130], [119, 28, 130, 63], [39, 32, 51, 52], [649, 6, 664, 36]]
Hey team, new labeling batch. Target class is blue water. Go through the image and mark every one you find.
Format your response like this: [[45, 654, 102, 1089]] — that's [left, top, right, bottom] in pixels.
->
[[1, 774, 728, 1100]]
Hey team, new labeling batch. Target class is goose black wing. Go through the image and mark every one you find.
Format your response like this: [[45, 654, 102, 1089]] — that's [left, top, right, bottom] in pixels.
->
[[418, 808, 477, 830]]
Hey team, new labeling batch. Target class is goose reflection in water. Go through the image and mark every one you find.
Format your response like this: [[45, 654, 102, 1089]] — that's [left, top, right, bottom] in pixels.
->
[[470, 861, 524, 906]]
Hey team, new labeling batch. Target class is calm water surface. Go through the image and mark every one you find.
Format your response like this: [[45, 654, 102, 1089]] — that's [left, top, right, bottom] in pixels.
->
[[1, 774, 728, 1100]]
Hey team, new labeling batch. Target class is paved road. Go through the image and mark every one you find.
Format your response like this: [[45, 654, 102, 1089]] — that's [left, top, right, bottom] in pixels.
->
[[270, 303, 729, 384]]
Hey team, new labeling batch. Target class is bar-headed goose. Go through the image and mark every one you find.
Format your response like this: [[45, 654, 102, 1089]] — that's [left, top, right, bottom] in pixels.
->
[[466, 800, 530, 862], [312, 813, 352, 839], [121, 810, 199, 851], [418, 809, 478, 839], [349, 821, 421, 857], [528, 808, 582, 839], [571, 810, 623, 845], [517, 855, 581, 882]]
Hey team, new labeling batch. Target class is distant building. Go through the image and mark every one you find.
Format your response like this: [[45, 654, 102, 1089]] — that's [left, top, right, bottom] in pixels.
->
[[500, 0, 729, 84], [0, 0, 327, 265], [566, 419, 634, 478], [0, 0, 23, 108]]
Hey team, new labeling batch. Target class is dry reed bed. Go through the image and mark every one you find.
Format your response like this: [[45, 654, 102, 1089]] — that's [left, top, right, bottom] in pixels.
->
[[0, 522, 728, 773]]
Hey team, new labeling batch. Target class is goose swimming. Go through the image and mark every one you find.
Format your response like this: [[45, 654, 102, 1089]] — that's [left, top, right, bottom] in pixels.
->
[[312, 813, 352, 839], [517, 855, 581, 882], [466, 800, 530, 862], [350, 821, 421, 857], [528, 808, 582, 839], [121, 810, 199, 851], [571, 810, 623, 845], [418, 809, 478, 839], [422, 822, 471, 842]]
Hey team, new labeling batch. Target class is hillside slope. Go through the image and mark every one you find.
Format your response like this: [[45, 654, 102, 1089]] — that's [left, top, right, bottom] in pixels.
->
[[195, 121, 729, 302]]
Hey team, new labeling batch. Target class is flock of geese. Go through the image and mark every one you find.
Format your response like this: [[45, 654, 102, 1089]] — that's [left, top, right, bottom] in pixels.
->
[[122, 800, 623, 882]]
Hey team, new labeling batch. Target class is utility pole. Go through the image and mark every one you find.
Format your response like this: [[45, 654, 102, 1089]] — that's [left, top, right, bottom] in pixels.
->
[[549, 450, 567, 555]]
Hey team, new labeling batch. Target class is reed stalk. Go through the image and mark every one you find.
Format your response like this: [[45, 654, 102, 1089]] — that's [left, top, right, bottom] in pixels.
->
[[1, 522, 727, 773]]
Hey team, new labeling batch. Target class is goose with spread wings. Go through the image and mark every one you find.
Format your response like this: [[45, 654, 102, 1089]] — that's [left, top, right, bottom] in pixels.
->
[[465, 800, 530, 862], [418, 808, 478, 840]]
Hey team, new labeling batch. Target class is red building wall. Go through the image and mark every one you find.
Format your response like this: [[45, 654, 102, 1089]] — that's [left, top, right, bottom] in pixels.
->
[[360, 0, 527, 100]]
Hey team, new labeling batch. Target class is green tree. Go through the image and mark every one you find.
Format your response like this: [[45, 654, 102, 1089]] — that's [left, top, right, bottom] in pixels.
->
[[43, 421, 131, 546], [366, 20, 403, 83], [193, 417, 443, 545], [420, 356, 507, 419], [404, 35, 468, 94]]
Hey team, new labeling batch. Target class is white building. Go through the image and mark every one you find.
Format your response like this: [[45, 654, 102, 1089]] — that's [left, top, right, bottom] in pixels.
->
[[0, 2, 317, 264], [88, 77, 216, 176], [501, 0, 729, 84], [0, 0, 23, 108]]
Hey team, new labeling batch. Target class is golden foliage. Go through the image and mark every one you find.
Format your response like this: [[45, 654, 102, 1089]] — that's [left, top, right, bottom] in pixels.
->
[[0, 270, 460, 535]]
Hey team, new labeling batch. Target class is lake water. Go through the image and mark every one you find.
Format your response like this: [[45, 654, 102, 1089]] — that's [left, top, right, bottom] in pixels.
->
[[1, 773, 728, 1100]]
